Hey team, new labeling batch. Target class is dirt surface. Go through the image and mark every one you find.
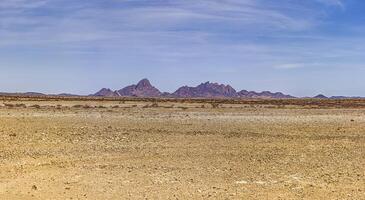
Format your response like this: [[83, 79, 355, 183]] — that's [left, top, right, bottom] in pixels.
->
[[0, 99, 364, 199]]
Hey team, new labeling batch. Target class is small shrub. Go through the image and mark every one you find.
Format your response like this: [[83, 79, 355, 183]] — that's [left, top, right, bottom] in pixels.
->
[[178, 106, 188, 110], [83, 105, 92, 109], [151, 102, 159, 108], [30, 104, 41, 109], [4, 103, 14, 108], [143, 102, 159, 108], [15, 104, 26, 108], [211, 102, 220, 109]]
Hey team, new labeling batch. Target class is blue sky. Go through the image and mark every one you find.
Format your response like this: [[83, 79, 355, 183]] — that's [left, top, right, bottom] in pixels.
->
[[0, 0, 364, 96]]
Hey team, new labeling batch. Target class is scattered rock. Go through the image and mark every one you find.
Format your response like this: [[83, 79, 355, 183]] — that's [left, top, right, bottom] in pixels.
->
[[32, 185, 38, 190]]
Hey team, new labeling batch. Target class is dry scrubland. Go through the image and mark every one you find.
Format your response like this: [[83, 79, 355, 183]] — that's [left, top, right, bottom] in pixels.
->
[[0, 97, 364, 199]]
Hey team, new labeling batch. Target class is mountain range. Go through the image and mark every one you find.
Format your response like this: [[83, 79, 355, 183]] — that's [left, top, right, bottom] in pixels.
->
[[0, 78, 361, 99], [93, 78, 295, 99]]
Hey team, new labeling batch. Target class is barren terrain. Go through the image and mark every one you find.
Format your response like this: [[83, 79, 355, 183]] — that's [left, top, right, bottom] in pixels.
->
[[0, 98, 364, 199]]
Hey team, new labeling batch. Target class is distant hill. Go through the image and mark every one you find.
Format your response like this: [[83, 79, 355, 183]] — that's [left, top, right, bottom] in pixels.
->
[[309, 94, 365, 99], [237, 90, 294, 99], [56, 93, 80, 97], [0, 92, 46, 97], [313, 94, 328, 99], [94, 88, 119, 97], [0, 92, 80, 97]]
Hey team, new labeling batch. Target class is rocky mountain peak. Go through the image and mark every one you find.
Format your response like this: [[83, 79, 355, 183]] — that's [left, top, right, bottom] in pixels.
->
[[118, 79, 161, 97], [136, 78, 152, 89]]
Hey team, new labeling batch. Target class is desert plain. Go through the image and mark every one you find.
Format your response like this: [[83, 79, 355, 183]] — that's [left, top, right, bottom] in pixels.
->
[[0, 97, 364, 199]]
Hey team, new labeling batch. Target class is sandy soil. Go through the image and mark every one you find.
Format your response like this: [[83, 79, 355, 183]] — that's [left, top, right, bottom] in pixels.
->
[[0, 100, 364, 199]]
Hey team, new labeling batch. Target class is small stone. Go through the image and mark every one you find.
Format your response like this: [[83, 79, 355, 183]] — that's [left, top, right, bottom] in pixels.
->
[[32, 185, 38, 190]]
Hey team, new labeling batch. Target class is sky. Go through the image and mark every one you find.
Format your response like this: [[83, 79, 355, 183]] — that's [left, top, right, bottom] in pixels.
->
[[0, 0, 364, 97]]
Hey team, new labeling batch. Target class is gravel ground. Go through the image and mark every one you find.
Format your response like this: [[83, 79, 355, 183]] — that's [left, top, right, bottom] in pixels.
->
[[0, 100, 364, 199]]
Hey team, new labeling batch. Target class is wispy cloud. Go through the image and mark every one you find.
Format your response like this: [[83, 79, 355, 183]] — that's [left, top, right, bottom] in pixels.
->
[[0, 0, 357, 58], [315, 0, 344, 7]]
